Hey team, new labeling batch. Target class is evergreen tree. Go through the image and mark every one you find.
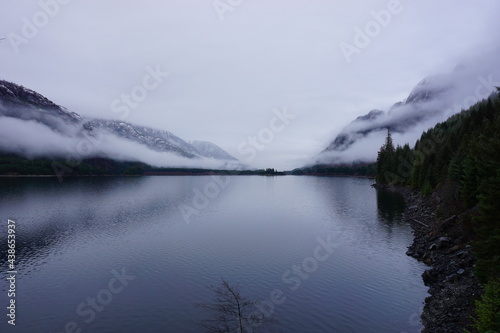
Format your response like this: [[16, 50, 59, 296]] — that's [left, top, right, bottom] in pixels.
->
[[374, 89, 500, 331], [376, 129, 395, 184]]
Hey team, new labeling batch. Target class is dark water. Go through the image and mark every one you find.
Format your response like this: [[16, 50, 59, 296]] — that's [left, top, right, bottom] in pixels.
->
[[0, 176, 427, 333]]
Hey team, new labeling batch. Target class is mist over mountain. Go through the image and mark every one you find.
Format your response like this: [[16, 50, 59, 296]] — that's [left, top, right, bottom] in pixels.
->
[[314, 54, 500, 166], [189, 140, 237, 161], [0, 80, 239, 169], [83, 119, 200, 159]]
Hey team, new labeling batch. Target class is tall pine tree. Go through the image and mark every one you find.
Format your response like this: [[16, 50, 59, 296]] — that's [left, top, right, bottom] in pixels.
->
[[376, 129, 395, 184]]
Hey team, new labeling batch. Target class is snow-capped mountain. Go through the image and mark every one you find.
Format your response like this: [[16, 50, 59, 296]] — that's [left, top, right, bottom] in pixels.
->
[[0, 80, 77, 119], [323, 109, 384, 152], [0, 80, 82, 134], [84, 119, 201, 158], [323, 75, 452, 154], [316, 63, 499, 165], [0, 79, 237, 164], [189, 140, 237, 161]]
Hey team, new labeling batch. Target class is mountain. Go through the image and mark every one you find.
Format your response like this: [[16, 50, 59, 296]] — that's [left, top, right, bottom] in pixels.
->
[[0, 80, 82, 134], [0, 80, 78, 119], [323, 75, 452, 154], [0, 79, 237, 164], [83, 119, 201, 158], [323, 109, 384, 152], [190, 140, 237, 160], [315, 64, 499, 165]]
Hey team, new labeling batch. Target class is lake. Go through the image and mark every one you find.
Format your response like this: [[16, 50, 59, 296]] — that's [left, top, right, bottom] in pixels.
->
[[0, 176, 428, 333]]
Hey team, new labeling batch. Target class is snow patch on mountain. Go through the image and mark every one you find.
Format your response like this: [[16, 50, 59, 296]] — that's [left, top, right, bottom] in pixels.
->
[[0, 79, 238, 168], [189, 140, 237, 161]]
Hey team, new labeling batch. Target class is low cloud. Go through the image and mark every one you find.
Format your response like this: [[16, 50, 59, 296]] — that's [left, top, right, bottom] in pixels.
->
[[0, 115, 241, 170], [314, 48, 500, 166]]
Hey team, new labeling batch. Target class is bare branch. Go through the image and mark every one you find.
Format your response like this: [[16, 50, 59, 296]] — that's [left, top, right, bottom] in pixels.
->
[[195, 278, 275, 333]]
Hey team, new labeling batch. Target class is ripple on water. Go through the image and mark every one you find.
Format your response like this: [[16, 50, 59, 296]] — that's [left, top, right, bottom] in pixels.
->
[[0, 176, 427, 333]]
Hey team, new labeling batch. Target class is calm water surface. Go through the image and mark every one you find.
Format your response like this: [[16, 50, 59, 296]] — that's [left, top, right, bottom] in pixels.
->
[[0, 176, 427, 332]]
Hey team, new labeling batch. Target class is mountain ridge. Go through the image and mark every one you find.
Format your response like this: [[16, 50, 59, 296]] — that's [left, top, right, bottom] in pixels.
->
[[315, 65, 499, 166], [0, 79, 238, 165]]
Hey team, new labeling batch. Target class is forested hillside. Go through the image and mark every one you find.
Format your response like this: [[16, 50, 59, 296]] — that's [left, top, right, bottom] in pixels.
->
[[0, 154, 149, 177], [291, 162, 376, 177], [376, 89, 500, 332]]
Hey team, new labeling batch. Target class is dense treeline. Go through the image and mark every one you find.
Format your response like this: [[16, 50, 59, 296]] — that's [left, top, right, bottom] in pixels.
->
[[145, 167, 285, 175], [0, 153, 148, 177], [376, 90, 500, 332], [0, 153, 286, 177], [292, 162, 376, 177]]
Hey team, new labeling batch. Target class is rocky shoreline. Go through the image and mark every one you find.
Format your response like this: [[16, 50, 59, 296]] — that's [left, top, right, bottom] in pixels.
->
[[372, 184, 482, 333]]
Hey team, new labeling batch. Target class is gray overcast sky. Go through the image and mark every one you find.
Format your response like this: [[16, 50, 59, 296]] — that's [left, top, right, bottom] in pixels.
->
[[1, 0, 500, 170]]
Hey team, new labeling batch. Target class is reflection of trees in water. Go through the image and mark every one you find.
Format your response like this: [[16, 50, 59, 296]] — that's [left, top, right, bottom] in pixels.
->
[[0, 218, 67, 272], [376, 189, 406, 225], [0, 176, 181, 276]]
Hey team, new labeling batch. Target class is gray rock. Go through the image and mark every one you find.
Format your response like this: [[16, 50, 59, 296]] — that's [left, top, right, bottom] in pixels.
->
[[444, 273, 460, 283], [423, 269, 438, 284], [437, 237, 452, 249]]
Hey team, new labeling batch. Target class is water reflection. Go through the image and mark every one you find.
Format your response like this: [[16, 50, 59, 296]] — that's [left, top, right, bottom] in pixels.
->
[[0, 176, 426, 333], [376, 188, 406, 224], [0, 176, 231, 276]]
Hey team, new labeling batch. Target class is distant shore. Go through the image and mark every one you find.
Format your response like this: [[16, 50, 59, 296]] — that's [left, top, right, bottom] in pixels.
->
[[0, 173, 376, 178], [0, 171, 287, 177]]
